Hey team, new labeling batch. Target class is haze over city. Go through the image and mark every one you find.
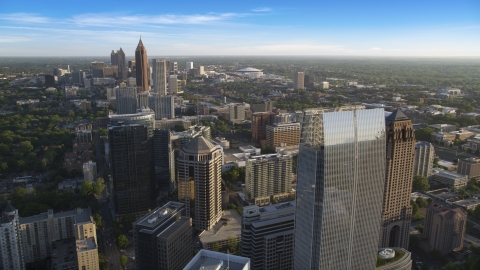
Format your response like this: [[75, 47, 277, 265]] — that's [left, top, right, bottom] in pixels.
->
[[1, 0, 479, 56]]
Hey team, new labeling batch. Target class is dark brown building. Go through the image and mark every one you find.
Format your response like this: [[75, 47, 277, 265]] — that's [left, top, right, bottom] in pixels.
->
[[135, 38, 149, 92], [252, 112, 276, 144], [379, 110, 416, 249]]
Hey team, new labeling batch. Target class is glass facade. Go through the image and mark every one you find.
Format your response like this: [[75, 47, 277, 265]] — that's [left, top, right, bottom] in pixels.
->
[[294, 108, 386, 269]]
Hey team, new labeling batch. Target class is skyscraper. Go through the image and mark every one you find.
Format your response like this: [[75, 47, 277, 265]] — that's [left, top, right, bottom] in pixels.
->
[[186, 62, 193, 73], [109, 109, 155, 218], [111, 48, 127, 80], [414, 141, 435, 177], [0, 202, 24, 270], [379, 110, 416, 249], [168, 75, 178, 94], [115, 87, 137, 114], [91, 61, 104, 78], [293, 107, 386, 269], [148, 94, 175, 120], [135, 38, 149, 92], [177, 136, 223, 231], [293, 71, 304, 89], [152, 58, 167, 95], [133, 202, 192, 270], [153, 129, 176, 195]]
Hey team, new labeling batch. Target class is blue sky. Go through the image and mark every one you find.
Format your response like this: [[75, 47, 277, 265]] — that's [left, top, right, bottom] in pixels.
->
[[0, 0, 479, 56]]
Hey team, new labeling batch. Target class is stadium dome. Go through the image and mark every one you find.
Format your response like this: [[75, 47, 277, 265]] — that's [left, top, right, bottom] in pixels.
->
[[237, 67, 262, 72]]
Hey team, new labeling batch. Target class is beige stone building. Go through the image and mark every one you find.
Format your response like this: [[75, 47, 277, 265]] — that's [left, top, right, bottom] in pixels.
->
[[266, 122, 301, 148], [423, 204, 466, 255], [457, 157, 480, 178], [379, 110, 416, 249]]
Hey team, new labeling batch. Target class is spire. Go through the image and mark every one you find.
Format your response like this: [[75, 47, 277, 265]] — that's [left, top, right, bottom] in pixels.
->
[[385, 109, 409, 125], [4, 201, 16, 214], [137, 37, 145, 49]]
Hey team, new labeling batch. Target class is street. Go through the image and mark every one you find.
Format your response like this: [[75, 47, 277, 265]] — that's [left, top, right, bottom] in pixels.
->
[[100, 201, 122, 270]]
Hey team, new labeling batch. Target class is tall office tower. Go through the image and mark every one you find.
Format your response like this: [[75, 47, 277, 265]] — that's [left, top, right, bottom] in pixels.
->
[[245, 153, 292, 203], [115, 87, 138, 114], [186, 62, 193, 73], [177, 136, 223, 231], [379, 110, 416, 249], [241, 201, 295, 270], [423, 204, 467, 255], [45, 74, 55, 87], [109, 110, 155, 218], [168, 75, 179, 94], [252, 112, 276, 144], [135, 38, 149, 92], [304, 74, 315, 88], [266, 122, 301, 148], [178, 71, 188, 81], [293, 108, 386, 270], [229, 103, 245, 121], [128, 60, 136, 69], [0, 202, 25, 270], [133, 202, 192, 270], [111, 48, 127, 80], [152, 58, 167, 95], [148, 94, 175, 120], [293, 71, 304, 89], [414, 141, 435, 177], [153, 129, 176, 195], [137, 91, 150, 109], [170, 62, 178, 72], [91, 61, 104, 78], [199, 66, 205, 75]]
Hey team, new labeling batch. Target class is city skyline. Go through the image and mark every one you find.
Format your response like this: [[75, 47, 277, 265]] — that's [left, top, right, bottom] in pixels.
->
[[0, 0, 479, 56]]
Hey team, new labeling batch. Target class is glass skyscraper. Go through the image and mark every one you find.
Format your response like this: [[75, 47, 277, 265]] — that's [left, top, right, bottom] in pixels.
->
[[293, 108, 386, 269]]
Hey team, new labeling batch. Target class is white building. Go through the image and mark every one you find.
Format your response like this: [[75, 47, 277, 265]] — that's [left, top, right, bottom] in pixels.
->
[[83, 161, 97, 183], [152, 58, 167, 95], [414, 141, 435, 177], [0, 203, 25, 270], [186, 62, 193, 73]]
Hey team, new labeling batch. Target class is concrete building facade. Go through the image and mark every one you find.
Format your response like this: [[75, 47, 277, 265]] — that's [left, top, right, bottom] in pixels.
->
[[266, 122, 301, 148], [177, 137, 223, 231], [115, 87, 138, 114], [148, 94, 175, 120], [229, 104, 245, 121], [152, 58, 167, 95], [293, 71, 304, 89], [457, 158, 480, 179], [414, 141, 435, 177], [251, 112, 276, 144], [0, 203, 25, 270]]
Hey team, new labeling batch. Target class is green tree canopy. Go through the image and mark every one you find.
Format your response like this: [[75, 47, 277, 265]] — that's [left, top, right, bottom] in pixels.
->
[[92, 177, 106, 195], [416, 197, 428, 208], [414, 127, 434, 142], [117, 234, 129, 249], [81, 181, 93, 195], [19, 141, 33, 154], [412, 175, 430, 192], [411, 200, 419, 215], [120, 255, 127, 267], [93, 212, 103, 228]]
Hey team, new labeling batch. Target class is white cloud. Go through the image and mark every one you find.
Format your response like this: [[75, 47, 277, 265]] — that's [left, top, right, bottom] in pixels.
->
[[370, 47, 382, 51], [0, 36, 31, 43], [0, 13, 52, 24], [252, 7, 271, 12]]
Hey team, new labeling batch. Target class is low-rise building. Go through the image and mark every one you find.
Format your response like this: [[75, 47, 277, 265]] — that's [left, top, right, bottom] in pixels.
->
[[198, 209, 242, 252], [184, 249, 250, 270], [457, 158, 480, 179], [453, 198, 480, 210], [266, 122, 301, 148], [430, 169, 468, 189]]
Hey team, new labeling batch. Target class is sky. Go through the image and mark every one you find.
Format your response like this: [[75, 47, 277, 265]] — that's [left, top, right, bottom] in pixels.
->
[[0, 0, 479, 57]]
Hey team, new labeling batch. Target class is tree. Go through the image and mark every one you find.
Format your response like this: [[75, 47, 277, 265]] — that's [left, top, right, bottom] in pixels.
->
[[120, 255, 127, 268], [92, 178, 106, 195], [411, 200, 419, 215], [19, 141, 33, 154], [93, 212, 103, 228], [81, 181, 93, 195], [213, 242, 220, 252], [473, 204, 480, 219], [414, 127, 434, 142], [227, 236, 238, 253], [117, 234, 129, 249], [416, 197, 428, 208], [13, 187, 27, 199], [0, 163, 7, 173], [98, 128, 108, 136], [412, 175, 429, 192]]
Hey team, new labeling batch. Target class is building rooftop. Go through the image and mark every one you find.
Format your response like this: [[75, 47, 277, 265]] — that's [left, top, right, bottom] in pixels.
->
[[258, 201, 296, 213], [158, 216, 191, 239], [431, 168, 466, 179], [135, 201, 184, 229], [385, 109, 409, 125], [237, 67, 262, 72], [184, 249, 250, 270], [19, 207, 92, 224], [453, 198, 480, 208], [199, 210, 242, 244], [183, 136, 216, 154], [76, 237, 97, 252]]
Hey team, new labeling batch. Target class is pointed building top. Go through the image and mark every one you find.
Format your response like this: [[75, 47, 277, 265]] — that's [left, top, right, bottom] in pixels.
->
[[136, 37, 145, 50], [0, 211, 12, 224], [4, 201, 16, 214], [385, 109, 409, 125]]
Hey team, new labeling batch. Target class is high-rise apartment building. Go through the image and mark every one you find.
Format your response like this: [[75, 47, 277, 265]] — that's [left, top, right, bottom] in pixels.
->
[[252, 112, 276, 144], [133, 202, 192, 270], [91, 61, 104, 78], [135, 38, 149, 92], [423, 204, 466, 255], [137, 91, 150, 109], [0, 203, 24, 270], [266, 122, 301, 148], [153, 129, 176, 195], [379, 110, 416, 249], [199, 66, 205, 75], [241, 201, 295, 270], [170, 61, 178, 72], [186, 62, 193, 73], [177, 136, 223, 231], [229, 103, 245, 121], [293, 108, 386, 269], [115, 87, 138, 114], [148, 94, 175, 120], [109, 110, 155, 218], [152, 58, 167, 95], [414, 141, 435, 177], [168, 75, 179, 94], [293, 71, 304, 89], [245, 153, 292, 202], [457, 158, 480, 178]]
